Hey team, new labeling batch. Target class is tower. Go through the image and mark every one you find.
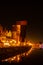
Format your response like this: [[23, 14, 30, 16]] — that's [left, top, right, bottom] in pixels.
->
[[16, 20, 27, 42]]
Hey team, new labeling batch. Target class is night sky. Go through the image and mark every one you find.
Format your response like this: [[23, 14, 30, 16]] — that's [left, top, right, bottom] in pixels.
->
[[0, 4, 43, 42]]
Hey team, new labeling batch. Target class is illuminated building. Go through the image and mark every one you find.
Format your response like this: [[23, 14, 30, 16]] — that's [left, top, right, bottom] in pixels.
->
[[6, 30, 12, 38], [12, 24, 21, 44], [0, 21, 29, 47], [16, 20, 27, 42], [12, 25, 16, 39]]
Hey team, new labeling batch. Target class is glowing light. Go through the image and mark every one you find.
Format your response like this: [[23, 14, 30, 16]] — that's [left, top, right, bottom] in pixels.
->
[[16, 25, 21, 32], [17, 55, 20, 62], [11, 58, 14, 61], [26, 53, 28, 56], [12, 40, 16, 43], [0, 23, 34, 63], [6, 30, 12, 37], [13, 56, 16, 59], [4, 42, 10, 47], [29, 43, 32, 46], [10, 40, 12, 43], [40, 44, 43, 48], [2, 47, 33, 63], [22, 53, 25, 56], [24, 43, 26, 46]]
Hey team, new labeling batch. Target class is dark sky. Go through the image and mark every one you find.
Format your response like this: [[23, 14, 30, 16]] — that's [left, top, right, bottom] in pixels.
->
[[0, 4, 43, 42], [28, 3, 43, 42]]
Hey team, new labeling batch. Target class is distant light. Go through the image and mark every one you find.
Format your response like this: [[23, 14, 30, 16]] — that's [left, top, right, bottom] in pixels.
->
[[40, 44, 43, 48]]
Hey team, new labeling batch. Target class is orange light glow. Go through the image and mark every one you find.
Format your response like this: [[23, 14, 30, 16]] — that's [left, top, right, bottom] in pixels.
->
[[0, 23, 38, 63], [16, 20, 27, 25], [29, 43, 32, 46], [4, 42, 10, 46]]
